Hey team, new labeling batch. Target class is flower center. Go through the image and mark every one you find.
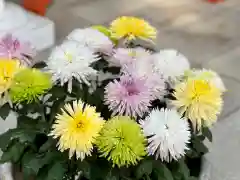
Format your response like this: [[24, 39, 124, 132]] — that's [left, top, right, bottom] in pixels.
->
[[128, 50, 136, 57], [76, 121, 84, 129], [125, 82, 140, 96], [64, 52, 73, 63]]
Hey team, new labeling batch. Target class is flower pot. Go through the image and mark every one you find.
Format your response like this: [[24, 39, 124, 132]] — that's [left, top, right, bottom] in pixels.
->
[[23, 0, 51, 16], [206, 0, 224, 3]]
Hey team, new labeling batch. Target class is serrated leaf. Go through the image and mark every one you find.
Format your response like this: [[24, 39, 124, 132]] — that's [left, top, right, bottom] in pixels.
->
[[135, 160, 153, 179], [17, 116, 48, 133], [0, 103, 11, 120], [0, 141, 26, 163], [22, 151, 57, 175], [202, 127, 212, 142], [0, 129, 36, 151], [154, 162, 173, 180]]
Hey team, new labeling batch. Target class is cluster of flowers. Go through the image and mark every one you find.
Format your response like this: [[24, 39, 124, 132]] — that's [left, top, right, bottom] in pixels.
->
[[0, 16, 225, 168]]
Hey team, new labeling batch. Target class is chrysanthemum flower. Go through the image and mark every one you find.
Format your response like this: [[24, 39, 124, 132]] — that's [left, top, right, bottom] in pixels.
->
[[152, 49, 190, 80], [67, 28, 114, 55], [104, 75, 153, 117], [49, 100, 105, 160], [122, 58, 166, 99], [172, 79, 223, 129], [0, 34, 36, 66], [140, 109, 190, 162], [110, 47, 150, 67], [184, 69, 226, 92], [46, 41, 99, 92], [96, 116, 146, 167], [0, 59, 21, 94], [110, 16, 157, 41], [9, 68, 52, 103]]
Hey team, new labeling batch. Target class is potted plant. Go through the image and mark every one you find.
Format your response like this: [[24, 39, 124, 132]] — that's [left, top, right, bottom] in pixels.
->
[[23, 0, 52, 16], [0, 16, 226, 180]]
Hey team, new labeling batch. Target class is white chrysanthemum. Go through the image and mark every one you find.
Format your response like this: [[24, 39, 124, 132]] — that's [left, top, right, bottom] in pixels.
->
[[152, 49, 190, 79], [46, 41, 99, 92], [140, 109, 190, 162], [67, 28, 113, 55], [184, 69, 226, 92]]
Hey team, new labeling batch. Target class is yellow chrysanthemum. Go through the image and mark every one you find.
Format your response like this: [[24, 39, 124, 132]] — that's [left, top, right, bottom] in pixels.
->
[[49, 100, 105, 160], [172, 79, 223, 130], [0, 59, 21, 94], [110, 16, 157, 41]]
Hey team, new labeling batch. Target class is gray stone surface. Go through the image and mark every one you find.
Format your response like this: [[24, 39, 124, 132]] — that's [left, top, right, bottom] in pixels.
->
[[203, 47, 240, 81], [219, 75, 240, 120], [201, 109, 240, 180]]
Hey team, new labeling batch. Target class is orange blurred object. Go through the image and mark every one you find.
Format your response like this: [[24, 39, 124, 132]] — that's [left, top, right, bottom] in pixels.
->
[[206, 0, 224, 3], [23, 0, 51, 16]]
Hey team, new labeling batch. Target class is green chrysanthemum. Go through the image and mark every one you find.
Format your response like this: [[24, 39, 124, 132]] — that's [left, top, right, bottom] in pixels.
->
[[96, 116, 146, 167], [9, 68, 52, 103]]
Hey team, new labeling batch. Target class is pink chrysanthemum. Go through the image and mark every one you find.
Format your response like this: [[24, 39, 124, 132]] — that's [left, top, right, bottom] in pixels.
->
[[0, 34, 36, 66], [104, 75, 153, 117], [122, 57, 166, 99], [110, 47, 150, 67]]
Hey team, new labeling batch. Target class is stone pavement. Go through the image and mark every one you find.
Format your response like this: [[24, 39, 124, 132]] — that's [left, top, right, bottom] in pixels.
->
[[15, 0, 240, 179]]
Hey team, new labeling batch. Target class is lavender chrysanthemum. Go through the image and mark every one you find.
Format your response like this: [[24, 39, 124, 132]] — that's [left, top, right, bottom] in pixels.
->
[[104, 75, 153, 117], [122, 57, 166, 99], [0, 34, 36, 66]]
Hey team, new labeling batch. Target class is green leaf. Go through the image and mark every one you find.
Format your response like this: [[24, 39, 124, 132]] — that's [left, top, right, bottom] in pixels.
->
[[45, 162, 67, 180], [154, 162, 173, 180], [0, 103, 11, 120], [49, 86, 66, 100], [179, 159, 190, 179], [188, 177, 198, 180], [17, 116, 48, 134], [135, 160, 153, 179], [22, 151, 57, 175], [192, 137, 209, 154], [78, 161, 91, 179], [92, 25, 118, 44], [0, 129, 36, 151], [0, 141, 26, 163], [202, 127, 213, 142], [39, 138, 55, 153], [49, 98, 65, 125], [11, 129, 37, 143], [92, 25, 111, 37], [106, 169, 120, 180], [0, 130, 12, 150]]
